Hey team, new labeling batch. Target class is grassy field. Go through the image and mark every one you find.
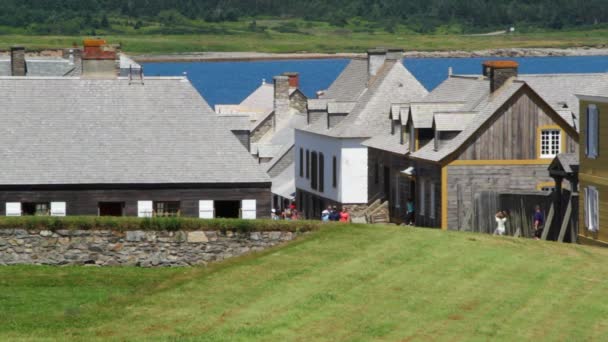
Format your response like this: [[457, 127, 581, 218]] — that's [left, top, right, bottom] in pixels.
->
[[2, 225, 608, 341], [0, 19, 607, 54]]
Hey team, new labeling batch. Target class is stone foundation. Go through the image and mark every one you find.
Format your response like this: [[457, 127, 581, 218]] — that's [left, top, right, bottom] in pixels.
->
[[0, 229, 298, 267]]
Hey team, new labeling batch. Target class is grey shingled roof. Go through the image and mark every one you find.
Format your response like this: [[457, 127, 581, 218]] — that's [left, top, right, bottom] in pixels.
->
[[390, 103, 410, 120], [362, 133, 409, 155], [0, 77, 269, 185], [577, 74, 608, 98], [307, 98, 333, 111], [217, 114, 251, 131], [410, 102, 465, 129], [305, 61, 428, 138], [434, 112, 477, 131], [327, 101, 357, 114], [321, 59, 369, 102], [554, 153, 579, 173], [271, 163, 295, 200], [0, 58, 77, 77]]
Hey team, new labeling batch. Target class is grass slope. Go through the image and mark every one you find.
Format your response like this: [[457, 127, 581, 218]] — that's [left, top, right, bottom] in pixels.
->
[[0, 24, 606, 54], [2, 225, 608, 341]]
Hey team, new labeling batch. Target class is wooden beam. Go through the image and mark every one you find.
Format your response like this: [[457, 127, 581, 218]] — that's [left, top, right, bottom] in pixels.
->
[[441, 166, 448, 230], [558, 196, 572, 243], [541, 203, 554, 241]]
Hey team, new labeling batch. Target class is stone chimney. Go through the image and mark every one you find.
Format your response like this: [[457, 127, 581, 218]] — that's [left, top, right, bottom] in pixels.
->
[[367, 48, 387, 78], [10, 46, 26, 76], [483, 60, 519, 93], [273, 75, 290, 125], [81, 39, 117, 78], [283, 72, 299, 88]]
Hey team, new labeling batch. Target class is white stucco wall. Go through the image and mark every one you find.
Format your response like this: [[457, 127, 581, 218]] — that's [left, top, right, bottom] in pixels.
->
[[295, 129, 368, 204]]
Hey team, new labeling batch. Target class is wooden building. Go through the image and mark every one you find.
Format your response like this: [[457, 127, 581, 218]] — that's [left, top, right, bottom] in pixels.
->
[[0, 74, 271, 219], [576, 84, 608, 245], [364, 61, 603, 231]]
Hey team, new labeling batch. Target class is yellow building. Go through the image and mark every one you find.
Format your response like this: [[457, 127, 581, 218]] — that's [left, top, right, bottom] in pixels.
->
[[578, 89, 608, 245]]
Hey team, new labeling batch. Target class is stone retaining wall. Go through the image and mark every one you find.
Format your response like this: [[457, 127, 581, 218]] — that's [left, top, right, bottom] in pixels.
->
[[0, 229, 298, 267]]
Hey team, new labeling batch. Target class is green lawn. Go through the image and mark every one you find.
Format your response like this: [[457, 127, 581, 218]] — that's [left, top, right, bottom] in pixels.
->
[[0, 24, 607, 54], [2, 225, 608, 341]]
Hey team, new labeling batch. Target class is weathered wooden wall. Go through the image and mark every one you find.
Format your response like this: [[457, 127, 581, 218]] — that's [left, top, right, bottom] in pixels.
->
[[367, 148, 412, 222], [414, 160, 442, 228], [456, 88, 578, 161], [446, 165, 555, 230], [0, 184, 271, 218]]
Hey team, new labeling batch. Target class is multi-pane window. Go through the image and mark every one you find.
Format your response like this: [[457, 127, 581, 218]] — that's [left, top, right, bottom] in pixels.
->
[[311, 152, 318, 190], [332, 156, 338, 188], [154, 201, 180, 217], [22, 202, 50, 216], [587, 104, 599, 159], [540, 129, 561, 158], [299, 148, 304, 177], [319, 153, 325, 193], [585, 186, 599, 232]]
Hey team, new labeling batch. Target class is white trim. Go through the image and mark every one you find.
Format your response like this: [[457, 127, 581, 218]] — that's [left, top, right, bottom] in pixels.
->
[[199, 200, 215, 219], [50, 202, 66, 217], [6, 202, 21, 216], [241, 199, 257, 219], [137, 201, 153, 218]]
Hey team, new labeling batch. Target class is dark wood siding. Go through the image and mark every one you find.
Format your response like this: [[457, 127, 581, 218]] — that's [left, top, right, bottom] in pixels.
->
[[0, 185, 271, 219], [456, 87, 578, 161]]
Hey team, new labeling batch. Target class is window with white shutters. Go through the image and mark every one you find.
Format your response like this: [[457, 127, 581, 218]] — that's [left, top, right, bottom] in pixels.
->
[[587, 104, 599, 159], [50, 202, 66, 217], [540, 129, 561, 159], [241, 200, 257, 219], [6, 202, 21, 216], [585, 186, 600, 232], [199, 200, 215, 219], [137, 201, 153, 218]]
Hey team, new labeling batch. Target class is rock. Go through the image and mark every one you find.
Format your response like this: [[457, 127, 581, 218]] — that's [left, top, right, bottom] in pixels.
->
[[187, 231, 208, 243], [126, 230, 145, 242], [39, 230, 53, 237], [250, 232, 261, 241], [88, 246, 104, 253]]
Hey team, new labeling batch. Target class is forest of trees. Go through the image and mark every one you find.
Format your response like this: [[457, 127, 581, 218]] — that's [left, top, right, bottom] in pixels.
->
[[1, 0, 607, 34]]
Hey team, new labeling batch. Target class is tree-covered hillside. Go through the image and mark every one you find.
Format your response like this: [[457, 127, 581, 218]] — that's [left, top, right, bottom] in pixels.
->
[[0, 0, 607, 35]]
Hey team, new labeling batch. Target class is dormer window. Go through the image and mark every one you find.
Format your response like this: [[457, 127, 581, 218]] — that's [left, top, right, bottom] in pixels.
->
[[539, 126, 562, 159]]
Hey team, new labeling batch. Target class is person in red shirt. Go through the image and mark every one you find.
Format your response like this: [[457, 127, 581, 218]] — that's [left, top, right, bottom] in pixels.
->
[[339, 207, 351, 223]]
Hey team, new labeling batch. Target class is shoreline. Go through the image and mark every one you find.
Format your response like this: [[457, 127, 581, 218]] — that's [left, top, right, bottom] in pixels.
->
[[133, 47, 608, 62]]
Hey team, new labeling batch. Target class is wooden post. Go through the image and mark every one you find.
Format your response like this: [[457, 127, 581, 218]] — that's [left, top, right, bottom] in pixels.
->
[[541, 203, 554, 241], [557, 196, 572, 243]]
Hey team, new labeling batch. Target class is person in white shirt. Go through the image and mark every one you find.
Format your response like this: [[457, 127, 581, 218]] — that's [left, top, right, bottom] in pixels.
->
[[494, 211, 507, 235]]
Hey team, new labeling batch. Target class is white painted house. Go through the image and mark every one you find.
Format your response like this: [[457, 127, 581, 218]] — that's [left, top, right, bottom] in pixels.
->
[[295, 48, 428, 219]]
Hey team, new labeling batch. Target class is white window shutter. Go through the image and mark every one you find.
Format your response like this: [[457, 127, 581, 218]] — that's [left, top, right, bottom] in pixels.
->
[[199, 200, 215, 219], [6, 202, 21, 216], [50, 202, 66, 217], [241, 199, 257, 220], [592, 187, 600, 232], [588, 105, 599, 159], [137, 201, 153, 218]]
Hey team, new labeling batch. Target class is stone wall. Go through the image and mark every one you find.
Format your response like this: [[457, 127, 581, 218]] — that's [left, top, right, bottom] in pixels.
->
[[0, 229, 298, 267]]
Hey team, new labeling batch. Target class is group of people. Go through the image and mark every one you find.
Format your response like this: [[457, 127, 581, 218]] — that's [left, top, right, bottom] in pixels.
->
[[271, 203, 299, 220], [321, 206, 351, 223], [494, 205, 545, 239]]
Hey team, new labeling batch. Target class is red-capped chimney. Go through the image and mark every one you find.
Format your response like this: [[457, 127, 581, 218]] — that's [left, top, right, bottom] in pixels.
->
[[283, 72, 300, 88]]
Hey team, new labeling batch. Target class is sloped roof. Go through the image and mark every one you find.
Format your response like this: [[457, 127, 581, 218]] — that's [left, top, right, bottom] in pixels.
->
[[321, 59, 369, 102], [271, 163, 295, 200], [551, 153, 579, 174], [362, 133, 409, 155], [410, 102, 465, 129], [577, 74, 608, 98], [305, 61, 428, 138], [434, 112, 477, 131], [0, 77, 269, 185], [217, 114, 250, 131], [328, 101, 357, 114], [308, 98, 333, 111], [0, 58, 77, 77], [390, 103, 410, 120]]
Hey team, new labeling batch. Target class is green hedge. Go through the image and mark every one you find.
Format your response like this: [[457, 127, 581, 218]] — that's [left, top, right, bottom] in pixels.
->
[[0, 216, 325, 233]]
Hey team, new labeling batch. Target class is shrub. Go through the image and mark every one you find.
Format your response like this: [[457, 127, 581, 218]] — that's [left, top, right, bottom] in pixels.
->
[[0, 216, 325, 233]]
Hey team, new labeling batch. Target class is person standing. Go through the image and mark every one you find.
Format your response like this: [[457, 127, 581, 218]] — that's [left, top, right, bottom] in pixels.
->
[[329, 206, 340, 222], [405, 198, 415, 226], [271, 209, 280, 221], [339, 207, 351, 223], [494, 211, 507, 236], [321, 206, 331, 222], [533, 205, 544, 240]]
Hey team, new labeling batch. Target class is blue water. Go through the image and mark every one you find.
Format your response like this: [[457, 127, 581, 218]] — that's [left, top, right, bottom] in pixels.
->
[[144, 55, 608, 107]]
